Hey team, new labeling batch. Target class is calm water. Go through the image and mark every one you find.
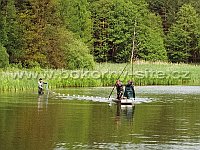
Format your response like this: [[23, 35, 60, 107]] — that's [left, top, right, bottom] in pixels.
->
[[0, 86, 200, 150]]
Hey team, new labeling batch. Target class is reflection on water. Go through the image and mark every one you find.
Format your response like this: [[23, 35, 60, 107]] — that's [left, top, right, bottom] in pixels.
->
[[115, 103, 136, 131], [115, 103, 135, 121], [37, 95, 48, 112], [122, 105, 135, 120], [0, 86, 200, 150]]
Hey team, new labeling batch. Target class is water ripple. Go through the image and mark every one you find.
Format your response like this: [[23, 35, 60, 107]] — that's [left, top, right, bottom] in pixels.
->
[[55, 93, 153, 104]]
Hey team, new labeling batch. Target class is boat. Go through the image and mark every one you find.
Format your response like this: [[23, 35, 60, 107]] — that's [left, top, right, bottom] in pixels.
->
[[112, 98, 134, 105]]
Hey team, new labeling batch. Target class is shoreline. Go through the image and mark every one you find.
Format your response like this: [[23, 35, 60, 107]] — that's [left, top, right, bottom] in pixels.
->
[[0, 63, 200, 91]]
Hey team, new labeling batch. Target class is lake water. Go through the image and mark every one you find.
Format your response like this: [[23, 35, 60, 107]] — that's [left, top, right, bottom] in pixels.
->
[[0, 86, 200, 150]]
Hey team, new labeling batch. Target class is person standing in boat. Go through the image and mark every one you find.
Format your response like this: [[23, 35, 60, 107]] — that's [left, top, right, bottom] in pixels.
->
[[38, 78, 47, 95], [124, 80, 135, 100], [116, 80, 124, 100]]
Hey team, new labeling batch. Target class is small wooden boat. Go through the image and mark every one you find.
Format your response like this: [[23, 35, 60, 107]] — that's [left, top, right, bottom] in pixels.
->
[[112, 98, 134, 105]]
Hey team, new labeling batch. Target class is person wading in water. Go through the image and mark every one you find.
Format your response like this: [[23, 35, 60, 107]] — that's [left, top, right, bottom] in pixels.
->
[[116, 80, 124, 100], [38, 78, 47, 95], [124, 80, 135, 100]]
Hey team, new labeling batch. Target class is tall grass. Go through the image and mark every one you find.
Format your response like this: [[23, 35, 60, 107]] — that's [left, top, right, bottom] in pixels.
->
[[0, 62, 200, 92]]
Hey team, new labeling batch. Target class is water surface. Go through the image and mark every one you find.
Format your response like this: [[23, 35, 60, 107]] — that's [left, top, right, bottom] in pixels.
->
[[0, 86, 200, 150]]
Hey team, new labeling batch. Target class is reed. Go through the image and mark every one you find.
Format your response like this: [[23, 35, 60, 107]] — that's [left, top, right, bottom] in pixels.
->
[[0, 62, 200, 92]]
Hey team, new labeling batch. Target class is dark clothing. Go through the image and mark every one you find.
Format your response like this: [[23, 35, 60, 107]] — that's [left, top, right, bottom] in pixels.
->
[[116, 83, 123, 100], [38, 87, 44, 95], [124, 84, 135, 99]]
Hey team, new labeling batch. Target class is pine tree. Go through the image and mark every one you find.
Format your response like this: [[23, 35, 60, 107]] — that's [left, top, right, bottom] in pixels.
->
[[146, 0, 200, 33], [17, 0, 95, 69], [18, 0, 65, 68], [166, 4, 200, 63], [0, 0, 8, 46], [0, 43, 9, 68], [5, 0, 23, 63]]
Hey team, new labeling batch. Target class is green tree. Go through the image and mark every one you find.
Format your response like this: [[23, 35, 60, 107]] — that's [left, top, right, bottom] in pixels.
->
[[136, 12, 167, 61], [166, 4, 200, 63], [18, 0, 65, 68], [87, 0, 98, 3], [0, 43, 9, 68], [17, 0, 95, 69], [5, 0, 23, 63], [59, 0, 92, 44], [90, 0, 167, 62], [91, 0, 137, 62], [59, 28, 95, 69], [146, 0, 200, 33], [0, 0, 8, 46]]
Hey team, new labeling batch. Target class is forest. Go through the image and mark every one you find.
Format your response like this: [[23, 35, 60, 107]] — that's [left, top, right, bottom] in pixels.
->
[[0, 0, 200, 69]]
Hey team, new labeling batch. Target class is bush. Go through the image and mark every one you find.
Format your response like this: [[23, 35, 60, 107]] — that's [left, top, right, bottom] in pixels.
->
[[23, 60, 41, 69], [0, 43, 9, 68], [65, 39, 95, 70], [59, 28, 95, 70]]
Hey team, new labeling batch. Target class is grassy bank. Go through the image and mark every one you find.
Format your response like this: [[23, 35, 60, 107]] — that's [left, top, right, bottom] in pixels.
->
[[0, 62, 200, 92]]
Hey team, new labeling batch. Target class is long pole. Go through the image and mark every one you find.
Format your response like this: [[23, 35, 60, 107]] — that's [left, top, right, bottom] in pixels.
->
[[131, 19, 137, 64], [108, 63, 129, 100]]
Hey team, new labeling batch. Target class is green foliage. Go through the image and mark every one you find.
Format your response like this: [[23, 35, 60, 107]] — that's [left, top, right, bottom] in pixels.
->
[[136, 8, 167, 61], [59, 29, 95, 70], [91, 0, 134, 62], [146, 0, 200, 33], [58, 0, 92, 44], [1, 62, 200, 91], [90, 0, 167, 62], [0, 1, 8, 46], [0, 43, 9, 68], [1, 0, 200, 70], [166, 4, 200, 63], [16, 0, 94, 69], [19, 0, 50, 68], [44, 26, 66, 69], [5, 0, 23, 63]]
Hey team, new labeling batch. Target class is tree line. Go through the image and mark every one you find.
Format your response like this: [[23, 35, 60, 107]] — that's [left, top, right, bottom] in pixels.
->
[[0, 0, 200, 69]]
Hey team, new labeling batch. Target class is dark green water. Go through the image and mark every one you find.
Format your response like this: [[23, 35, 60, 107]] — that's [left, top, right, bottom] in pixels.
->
[[0, 86, 200, 150]]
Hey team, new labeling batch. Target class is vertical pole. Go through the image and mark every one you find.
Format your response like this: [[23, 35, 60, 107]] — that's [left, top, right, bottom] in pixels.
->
[[131, 19, 137, 64], [131, 19, 137, 80]]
